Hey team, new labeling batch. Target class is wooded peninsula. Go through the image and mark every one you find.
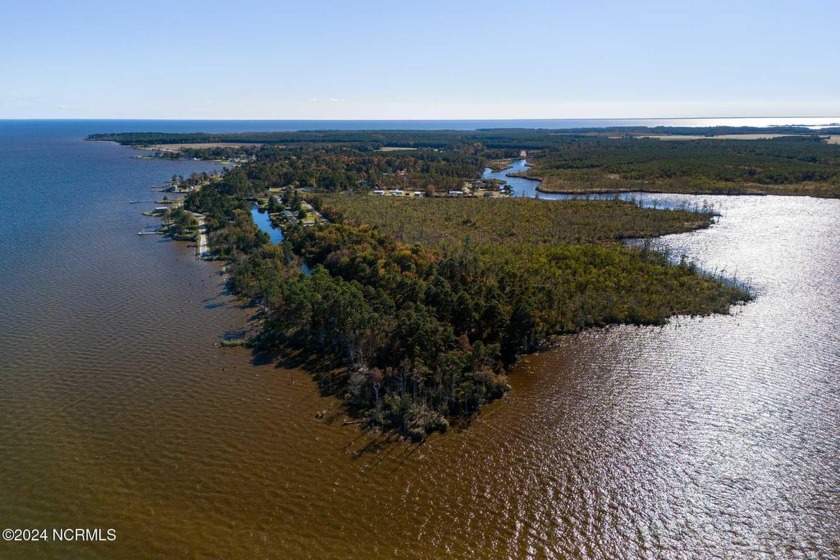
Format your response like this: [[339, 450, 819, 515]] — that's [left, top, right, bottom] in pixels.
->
[[89, 128, 794, 440]]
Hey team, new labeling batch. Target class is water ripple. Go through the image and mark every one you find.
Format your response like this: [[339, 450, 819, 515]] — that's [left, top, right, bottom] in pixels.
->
[[1, 127, 838, 558]]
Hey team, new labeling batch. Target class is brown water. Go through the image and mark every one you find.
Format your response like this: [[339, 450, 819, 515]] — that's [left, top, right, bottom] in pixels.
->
[[1, 125, 838, 559]]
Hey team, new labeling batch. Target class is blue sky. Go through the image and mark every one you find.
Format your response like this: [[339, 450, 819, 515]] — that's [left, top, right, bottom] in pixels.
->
[[1, 0, 838, 119]]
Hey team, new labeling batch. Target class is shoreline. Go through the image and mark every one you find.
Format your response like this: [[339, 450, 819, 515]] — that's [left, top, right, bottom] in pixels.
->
[[193, 212, 209, 259], [136, 142, 263, 151], [532, 182, 835, 197], [534, 185, 769, 197], [517, 167, 840, 199], [128, 145, 248, 167], [495, 162, 830, 199]]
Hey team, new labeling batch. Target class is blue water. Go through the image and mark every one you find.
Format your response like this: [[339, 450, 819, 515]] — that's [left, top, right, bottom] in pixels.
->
[[482, 159, 543, 197], [250, 204, 284, 243], [0, 121, 225, 285]]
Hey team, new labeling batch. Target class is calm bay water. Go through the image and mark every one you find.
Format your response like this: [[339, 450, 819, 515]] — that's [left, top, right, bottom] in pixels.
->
[[0, 121, 838, 559]]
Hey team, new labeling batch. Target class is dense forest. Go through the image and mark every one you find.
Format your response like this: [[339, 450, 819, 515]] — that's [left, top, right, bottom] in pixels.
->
[[92, 127, 840, 197], [187, 144, 486, 194], [169, 140, 750, 440], [524, 135, 840, 197]]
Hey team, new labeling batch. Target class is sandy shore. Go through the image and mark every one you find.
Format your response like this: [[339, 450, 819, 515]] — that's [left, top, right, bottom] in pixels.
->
[[192, 213, 209, 259]]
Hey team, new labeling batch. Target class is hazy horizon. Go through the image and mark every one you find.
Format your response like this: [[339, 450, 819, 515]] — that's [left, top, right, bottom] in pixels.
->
[[3, 117, 840, 125]]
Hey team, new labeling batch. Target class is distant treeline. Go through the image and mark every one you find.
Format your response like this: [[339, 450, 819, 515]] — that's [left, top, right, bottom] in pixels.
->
[[526, 135, 840, 197], [91, 128, 840, 197], [86, 126, 840, 151]]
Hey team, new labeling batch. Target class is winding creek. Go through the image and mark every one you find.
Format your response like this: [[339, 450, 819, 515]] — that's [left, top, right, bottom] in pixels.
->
[[1, 127, 838, 558], [250, 203, 284, 243], [484, 158, 714, 211], [482, 158, 544, 198]]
